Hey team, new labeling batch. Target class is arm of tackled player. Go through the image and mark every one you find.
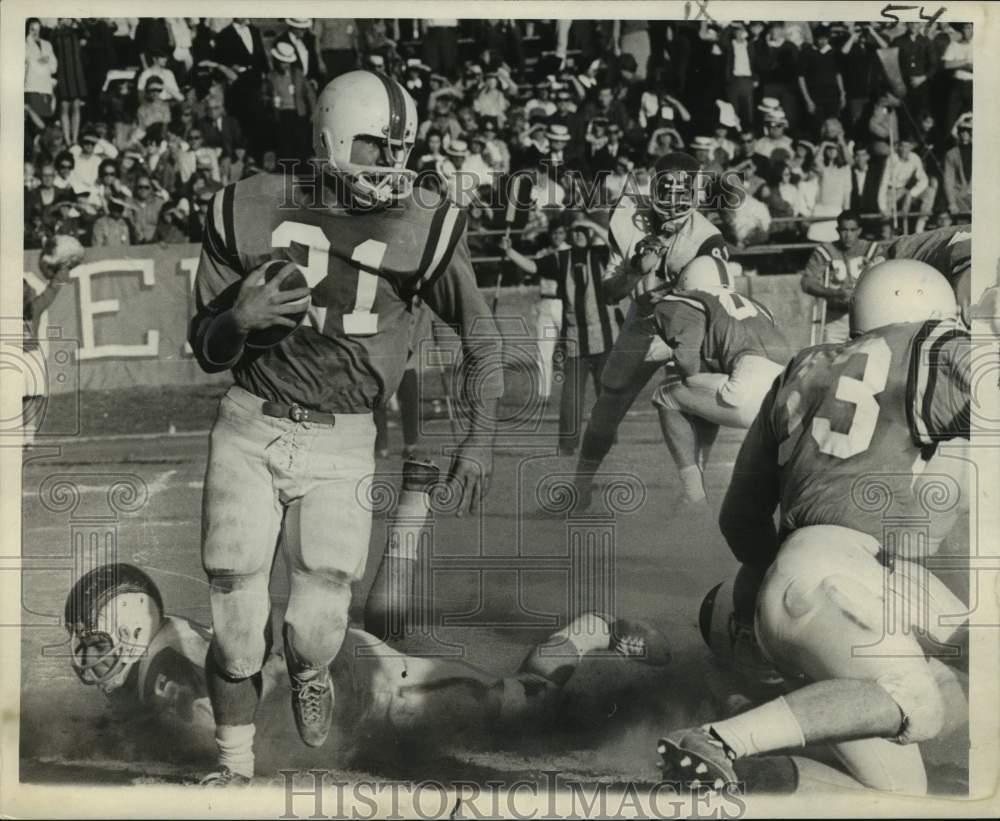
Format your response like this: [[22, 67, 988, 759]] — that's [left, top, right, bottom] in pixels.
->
[[420, 233, 503, 516], [653, 299, 707, 377]]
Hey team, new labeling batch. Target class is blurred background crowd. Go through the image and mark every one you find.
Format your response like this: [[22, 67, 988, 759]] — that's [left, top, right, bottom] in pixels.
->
[[24, 16, 973, 278]]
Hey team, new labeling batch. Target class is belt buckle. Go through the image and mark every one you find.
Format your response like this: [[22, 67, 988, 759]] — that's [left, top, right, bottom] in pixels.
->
[[288, 404, 307, 423]]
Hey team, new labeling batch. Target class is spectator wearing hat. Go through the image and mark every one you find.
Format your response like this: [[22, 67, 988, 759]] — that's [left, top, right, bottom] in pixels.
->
[[314, 18, 358, 83], [797, 24, 845, 128], [403, 59, 433, 113], [691, 135, 724, 175], [69, 129, 103, 189], [439, 140, 473, 205], [137, 48, 184, 102], [126, 174, 164, 244], [756, 22, 802, 134], [721, 22, 760, 132], [418, 91, 463, 142], [267, 41, 317, 163], [943, 115, 972, 216], [136, 77, 172, 133], [753, 109, 793, 170], [277, 18, 321, 86], [942, 22, 973, 133], [92, 195, 133, 247]]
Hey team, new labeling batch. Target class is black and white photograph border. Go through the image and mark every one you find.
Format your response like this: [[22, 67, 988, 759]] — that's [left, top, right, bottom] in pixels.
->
[[1, 0, 999, 818]]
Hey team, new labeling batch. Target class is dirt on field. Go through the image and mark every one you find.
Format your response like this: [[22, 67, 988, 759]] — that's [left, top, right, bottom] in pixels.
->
[[17, 387, 969, 797]]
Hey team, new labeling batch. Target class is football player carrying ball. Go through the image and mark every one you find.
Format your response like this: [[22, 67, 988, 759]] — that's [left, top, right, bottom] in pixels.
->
[[188, 70, 502, 784]]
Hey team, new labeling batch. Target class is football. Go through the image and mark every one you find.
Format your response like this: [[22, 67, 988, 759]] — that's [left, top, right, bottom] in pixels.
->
[[40, 234, 85, 278], [244, 259, 311, 350]]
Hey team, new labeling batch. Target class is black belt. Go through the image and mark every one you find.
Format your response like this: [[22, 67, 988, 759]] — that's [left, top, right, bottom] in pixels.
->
[[540, 294, 560, 300], [261, 401, 337, 426]]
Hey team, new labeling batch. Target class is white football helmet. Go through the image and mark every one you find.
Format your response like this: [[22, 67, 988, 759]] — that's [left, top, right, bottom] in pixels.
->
[[41, 234, 85, 275], [699, 577, 787, 690], [849, 259, 958, 337], [313, 70, 418, 208], [65, 563, 164, 693], [677, 254, 735, 292]]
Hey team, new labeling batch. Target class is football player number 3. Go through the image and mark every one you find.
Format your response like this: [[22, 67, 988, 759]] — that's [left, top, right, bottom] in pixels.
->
[[780, 337, 892, 463], [271, 221, 386, 336]]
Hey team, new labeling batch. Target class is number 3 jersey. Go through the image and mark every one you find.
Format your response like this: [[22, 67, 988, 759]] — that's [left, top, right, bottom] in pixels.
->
[[731, 318, 971, 556], [190, 173, 495, 413], [650, 289, 792, 377]]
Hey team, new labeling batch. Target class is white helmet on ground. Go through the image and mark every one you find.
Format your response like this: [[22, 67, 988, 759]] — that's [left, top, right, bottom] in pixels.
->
[[313, 70, 418, 208], [677, 254, 735, 292], [65, 563, 164, 693], [849, 259, 958, 337]]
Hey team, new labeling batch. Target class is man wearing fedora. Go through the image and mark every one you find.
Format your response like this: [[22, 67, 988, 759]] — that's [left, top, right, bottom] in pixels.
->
[[266, 42, 316, 163], [276, 19, 322, 87]]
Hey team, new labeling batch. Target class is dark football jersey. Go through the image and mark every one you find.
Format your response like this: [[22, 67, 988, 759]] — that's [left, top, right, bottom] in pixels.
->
[[721, 318, 970, 565], [190, 174, 481, 413], [876, 225, 972, 316], [651, 289, 791, 377], [134, 616, 214, 729]]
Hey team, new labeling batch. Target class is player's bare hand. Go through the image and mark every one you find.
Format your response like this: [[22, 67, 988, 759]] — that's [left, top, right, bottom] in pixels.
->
[[446, 440, 493, 517], [231, 263, 312, 332]]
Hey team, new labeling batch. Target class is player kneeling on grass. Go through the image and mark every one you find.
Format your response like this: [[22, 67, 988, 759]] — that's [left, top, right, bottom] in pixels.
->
[[649, 255, 791, 506], [65, 562, 671, 780], [656, 260, 970, 795]]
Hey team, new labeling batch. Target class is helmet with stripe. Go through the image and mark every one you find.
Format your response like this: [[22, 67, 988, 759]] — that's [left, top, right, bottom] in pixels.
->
[[313, 70, 418, 208], [849, 259, 958, 337], [677, 254, 735, 292], [65, 563, 164, 693], [650, 151, 701, 222]]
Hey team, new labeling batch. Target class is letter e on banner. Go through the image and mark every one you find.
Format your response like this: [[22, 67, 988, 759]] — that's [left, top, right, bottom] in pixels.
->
[[73, 260, 160, 360]]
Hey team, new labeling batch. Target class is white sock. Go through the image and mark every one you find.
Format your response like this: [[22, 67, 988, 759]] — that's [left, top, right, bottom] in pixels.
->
[[679, 465, 706, 503], [216, 723, 255, 778], [708, 696, 806, 759]]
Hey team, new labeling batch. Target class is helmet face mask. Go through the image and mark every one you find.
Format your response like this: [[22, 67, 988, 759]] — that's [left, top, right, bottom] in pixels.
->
[[650, 152, 702, 223], [313, 71, 418, 209], [65, 564, 164, 694]]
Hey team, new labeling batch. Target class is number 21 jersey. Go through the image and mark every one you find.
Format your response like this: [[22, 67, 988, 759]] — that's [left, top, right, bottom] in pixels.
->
[[191, 173, 470, 413]]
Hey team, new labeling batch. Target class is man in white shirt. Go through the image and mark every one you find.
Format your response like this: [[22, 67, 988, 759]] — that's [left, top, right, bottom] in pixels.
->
[[881, 138, 933, 232], [136, 49, 185, 102], [69, 130, 102, 190]]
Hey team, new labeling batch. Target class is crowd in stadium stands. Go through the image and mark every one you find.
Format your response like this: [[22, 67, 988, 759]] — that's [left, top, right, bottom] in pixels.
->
[[24, 17, 973, 273]]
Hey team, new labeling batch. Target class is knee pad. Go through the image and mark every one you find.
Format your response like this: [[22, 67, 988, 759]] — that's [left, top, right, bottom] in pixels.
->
[[208, 573, 272, 678], [209, 604, 272, 679], [877, 666, 946, 744]]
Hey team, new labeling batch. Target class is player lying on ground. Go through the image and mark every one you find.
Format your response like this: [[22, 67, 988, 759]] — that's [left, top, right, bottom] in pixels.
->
[[187, 71, 503, 784], [656, 260, 971, 795], [649, 255, 792, 506], [573, 152, 730, 508], [65, 563, 671, 782]]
